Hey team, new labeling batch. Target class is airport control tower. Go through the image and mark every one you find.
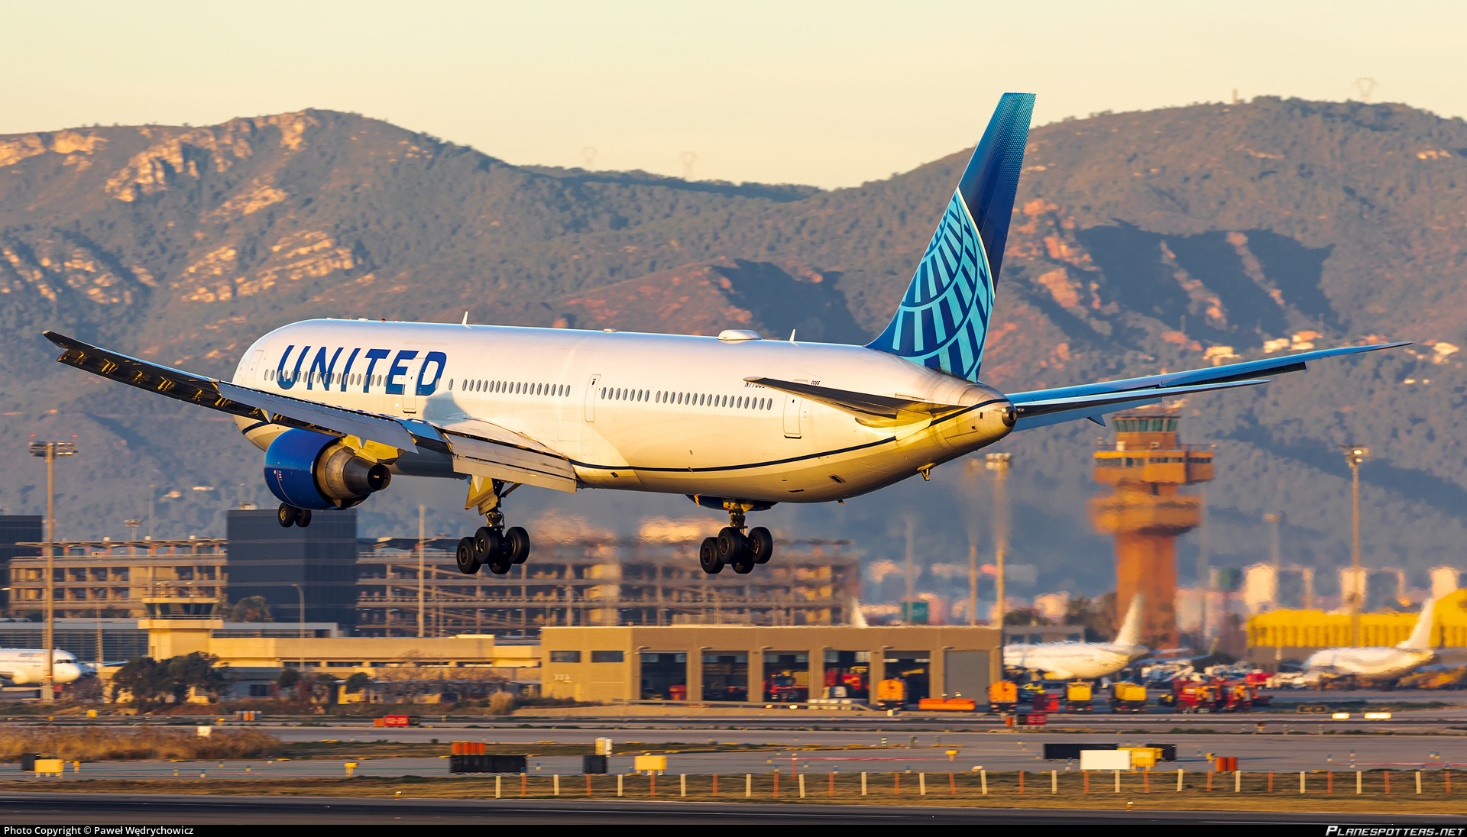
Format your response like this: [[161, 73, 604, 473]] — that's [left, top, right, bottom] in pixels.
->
[[1090, 411, 1213, 650]]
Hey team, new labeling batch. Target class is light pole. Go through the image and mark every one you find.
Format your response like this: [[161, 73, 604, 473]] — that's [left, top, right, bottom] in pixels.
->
[[964, 459, 982, 627], [985, 451, 1009, 668], [1342, 445, 1369, 646], [29, 438, 77, 703], [289, 582, 305, 672], [1263, 512, 1282, 609]]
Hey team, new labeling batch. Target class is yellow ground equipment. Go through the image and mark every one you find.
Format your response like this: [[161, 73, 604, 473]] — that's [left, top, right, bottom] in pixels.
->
[[875, 678, 907, 709], [1065, 681, 1094, 713], [988, 681, 1018, 713], [1110, 682, 1148, 713]]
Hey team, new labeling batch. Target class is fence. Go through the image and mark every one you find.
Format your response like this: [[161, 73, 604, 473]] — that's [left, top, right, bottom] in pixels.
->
[[460, 769, 1456, 802]]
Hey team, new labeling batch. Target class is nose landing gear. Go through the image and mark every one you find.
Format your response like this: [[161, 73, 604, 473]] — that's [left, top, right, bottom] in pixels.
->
[[698, 507, 773, 575], [455, 478, 533, 576]]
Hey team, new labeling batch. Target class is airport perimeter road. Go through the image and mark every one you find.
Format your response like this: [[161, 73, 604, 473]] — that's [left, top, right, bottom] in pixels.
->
[[0, 793, 1456, 825]]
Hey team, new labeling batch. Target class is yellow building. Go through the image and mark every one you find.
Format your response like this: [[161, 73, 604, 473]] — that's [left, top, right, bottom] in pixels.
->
[[1246, 589, 1467, 662]]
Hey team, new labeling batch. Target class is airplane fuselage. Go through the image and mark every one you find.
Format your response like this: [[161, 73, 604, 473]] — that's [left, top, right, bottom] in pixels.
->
[[0, 649, 88, 685], [1003, 642, 1148, 681], [1304, 647, 1434, 680], [231, 320, 1015, 504]]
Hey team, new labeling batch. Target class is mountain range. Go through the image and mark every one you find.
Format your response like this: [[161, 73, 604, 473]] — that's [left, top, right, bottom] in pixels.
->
[[2, 96, 1463, 605]]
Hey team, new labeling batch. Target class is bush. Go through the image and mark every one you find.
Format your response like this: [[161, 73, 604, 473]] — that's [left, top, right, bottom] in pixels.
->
[[487, 692, 516, 716], [0, 727, 281, 761]]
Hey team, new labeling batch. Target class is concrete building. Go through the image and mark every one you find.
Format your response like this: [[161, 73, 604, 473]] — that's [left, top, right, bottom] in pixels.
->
[[1245, 589, 1467, 664], [1243, 564, 1316, 613], [0, 516, 42, 611], [6, 537, 227, 620], [1430, 566, 1461, 600], [539, 625, 1001, 705]]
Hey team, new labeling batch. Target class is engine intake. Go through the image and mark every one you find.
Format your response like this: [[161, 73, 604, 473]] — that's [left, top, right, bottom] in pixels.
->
[[263, 429, 392, 510]]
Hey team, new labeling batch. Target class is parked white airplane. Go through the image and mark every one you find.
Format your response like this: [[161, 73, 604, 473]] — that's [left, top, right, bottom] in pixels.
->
[[1303, 597, 1438, 682], [0, 649, 91, 686], [1004, 596, 1148, 680], [44, 93, 1404, 577]]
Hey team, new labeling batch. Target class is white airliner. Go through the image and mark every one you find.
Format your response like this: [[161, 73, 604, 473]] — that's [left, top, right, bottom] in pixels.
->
[[44, 93, 1404, 577], [0, 649, 91, 686], [1303, 597, 1438, 682], [1004, 595, 1147, 680]]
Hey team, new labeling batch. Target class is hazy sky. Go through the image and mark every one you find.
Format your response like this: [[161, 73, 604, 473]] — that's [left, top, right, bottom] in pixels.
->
[[2, 1, 1462, 188]]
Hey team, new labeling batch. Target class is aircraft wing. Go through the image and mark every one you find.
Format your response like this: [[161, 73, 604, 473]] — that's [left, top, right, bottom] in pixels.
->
[[434, 418, 578, 493], [745, 377, 973, 426], [1006, 342, 1407, 430], [1010, 379, 1267, 430], [44, 332, 577, 491]]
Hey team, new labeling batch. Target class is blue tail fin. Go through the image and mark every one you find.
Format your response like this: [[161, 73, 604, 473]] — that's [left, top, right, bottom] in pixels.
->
[[866, 92, 1035, 382]]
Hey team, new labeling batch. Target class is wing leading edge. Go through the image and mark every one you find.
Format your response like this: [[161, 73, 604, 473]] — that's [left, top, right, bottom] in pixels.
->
[[43, 331, 577, 493], [1004, 342, 1408, 431]]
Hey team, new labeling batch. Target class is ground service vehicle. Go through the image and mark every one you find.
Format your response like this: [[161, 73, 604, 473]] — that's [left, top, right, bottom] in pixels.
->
[[989, 681, 1018, 713], [876, 678, 907, 709], [764, 672, 808, 702], [1110, 682, 1147, 713], [1065, 681, 1094, 712]]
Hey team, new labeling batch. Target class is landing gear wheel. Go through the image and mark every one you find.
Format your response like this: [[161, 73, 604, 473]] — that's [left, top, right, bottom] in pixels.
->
[[748, 526, 774, 564], [296, 508, 312, 528], [474, 526, 503, 562], [277, 503, 296, 528], [716, 527, 747, 563], [506, 526, 531, 564], [487, 556, 514, 575], [731, 553, 755, 574], [698, 537, 724, 574], [455, 537, 481, 575]]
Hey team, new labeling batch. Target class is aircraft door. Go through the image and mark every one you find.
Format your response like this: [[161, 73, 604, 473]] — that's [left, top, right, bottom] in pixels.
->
[[397, 357, 425, 414], [581, 373, 602, 461], [584, 373, 601, 422], [782, 385, 804, 439]]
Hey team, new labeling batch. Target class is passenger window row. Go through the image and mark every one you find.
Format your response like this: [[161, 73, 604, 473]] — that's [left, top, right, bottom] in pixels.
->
[[600, 387, 772, 411], [266, 369, 381, 387], [451, 379, 570, 398]]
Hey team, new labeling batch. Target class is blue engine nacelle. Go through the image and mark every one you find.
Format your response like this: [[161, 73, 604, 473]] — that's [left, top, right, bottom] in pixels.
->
[[263, 429, 392, 510]]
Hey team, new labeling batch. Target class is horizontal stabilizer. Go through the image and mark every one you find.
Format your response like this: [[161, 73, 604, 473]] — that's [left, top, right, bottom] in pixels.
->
[[1011, 379, 1266, 431], [744, 377, 970, 426]]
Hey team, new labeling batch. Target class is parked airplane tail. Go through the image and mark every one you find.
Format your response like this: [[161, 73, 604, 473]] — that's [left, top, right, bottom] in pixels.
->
[[1114, 593, 1144, 648], [866, 92, 1036, 383], [1397, 596, 1438, 651]]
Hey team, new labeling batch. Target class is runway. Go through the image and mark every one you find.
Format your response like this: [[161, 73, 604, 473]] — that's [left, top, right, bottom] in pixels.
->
[[0, 793, 1456, 825]]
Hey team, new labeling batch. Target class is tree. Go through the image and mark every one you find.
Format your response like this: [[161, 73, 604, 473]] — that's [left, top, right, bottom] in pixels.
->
[[1004, 607, 1053, 627], [344, 672, 373, 695], [228, 596, 273, 623], [111, 657, 167, 709], [165, 652, 229, 703], [1063, 593, 1118, 642], [276, 668, 301, 692]]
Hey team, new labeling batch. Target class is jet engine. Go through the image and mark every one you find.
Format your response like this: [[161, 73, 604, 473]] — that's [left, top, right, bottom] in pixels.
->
[[263, 429, 391, 510]]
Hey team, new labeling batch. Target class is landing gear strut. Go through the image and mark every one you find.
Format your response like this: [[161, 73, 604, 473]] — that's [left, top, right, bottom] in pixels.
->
[[455, 478, 533, 576], [698, 506, 773, 575], [276, 502, 312, 528]]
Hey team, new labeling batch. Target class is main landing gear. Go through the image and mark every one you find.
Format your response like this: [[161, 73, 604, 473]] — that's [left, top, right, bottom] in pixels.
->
[[454, 478, 533, 576], [698, 508, 773, 575], [277, 503, 313, 528]]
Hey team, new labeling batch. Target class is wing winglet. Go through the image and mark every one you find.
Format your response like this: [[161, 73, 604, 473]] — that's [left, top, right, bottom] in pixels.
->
[[1012, 379, 1267, 431]]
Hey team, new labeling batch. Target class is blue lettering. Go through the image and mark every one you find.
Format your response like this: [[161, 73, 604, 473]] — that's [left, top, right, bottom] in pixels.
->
[[362, 348, 391, 392], [337, 348, 361, 391], [306, 348, 333, 390], [277, 345, 311, 390], [416, 351, 447, 396], [274, 345, 298, 390], [385, 350, 418, 396]]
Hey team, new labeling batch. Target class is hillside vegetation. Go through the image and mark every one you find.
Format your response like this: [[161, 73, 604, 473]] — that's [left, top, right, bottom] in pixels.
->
[[2, 97, 1463, 598]]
